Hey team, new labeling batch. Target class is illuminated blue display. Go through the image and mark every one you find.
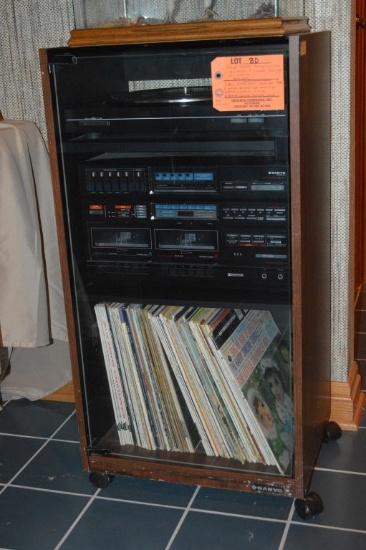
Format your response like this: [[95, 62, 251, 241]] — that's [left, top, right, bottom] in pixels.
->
[[154, 204, 217, 220], [154, 172, 214, 182]]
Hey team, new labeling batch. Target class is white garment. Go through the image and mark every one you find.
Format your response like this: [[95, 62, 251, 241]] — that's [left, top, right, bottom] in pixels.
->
[[1, 340, 71, 401], [0, 119, 67, 347]]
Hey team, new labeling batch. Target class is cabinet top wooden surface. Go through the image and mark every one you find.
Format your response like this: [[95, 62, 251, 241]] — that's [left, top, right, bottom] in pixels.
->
[[68, 17, 310, 47]]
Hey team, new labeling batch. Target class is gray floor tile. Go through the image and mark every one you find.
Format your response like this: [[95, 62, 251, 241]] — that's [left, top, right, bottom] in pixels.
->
[[54, 411, 79, 441], [284, 524, 366, 550], [170, 510, 286, 550], [60, 499, 183, 550], [316, 428, 366, 473], [0, 486, 89, 550], [0, 434, 44, 484], [98, 473, 197, 507], [295, 469, 366, 531], [193, 485, 292, 520], [13, 440, 96, 495], [0, 380, 365, 549], [0, 399, 75, 438]]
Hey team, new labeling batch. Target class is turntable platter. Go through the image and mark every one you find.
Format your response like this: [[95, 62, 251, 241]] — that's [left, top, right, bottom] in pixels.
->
[[109, 86, 212, 106]]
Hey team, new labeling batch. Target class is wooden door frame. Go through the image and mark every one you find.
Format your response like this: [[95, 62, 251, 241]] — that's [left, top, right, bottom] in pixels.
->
[[355, 0, 366, 289]]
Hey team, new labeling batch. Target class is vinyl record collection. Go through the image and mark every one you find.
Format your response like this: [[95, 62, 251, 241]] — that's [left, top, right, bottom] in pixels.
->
[[95, 303, 293, 474]]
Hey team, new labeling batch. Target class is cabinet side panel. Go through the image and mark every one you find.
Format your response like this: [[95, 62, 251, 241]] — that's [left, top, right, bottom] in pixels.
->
[[39, 49, 89, 470], [289, 32, 331, 495]]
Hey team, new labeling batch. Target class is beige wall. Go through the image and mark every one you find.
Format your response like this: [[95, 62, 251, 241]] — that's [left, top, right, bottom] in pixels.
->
[[302, 1, 356, 383]]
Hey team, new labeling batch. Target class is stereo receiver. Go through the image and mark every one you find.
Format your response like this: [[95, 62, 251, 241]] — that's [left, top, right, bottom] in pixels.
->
[[80, 155, 290, 293]]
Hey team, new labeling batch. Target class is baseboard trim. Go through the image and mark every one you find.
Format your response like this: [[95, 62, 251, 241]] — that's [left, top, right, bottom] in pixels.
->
[[330, 361, 365, 431], [43, 381, 75, 403]]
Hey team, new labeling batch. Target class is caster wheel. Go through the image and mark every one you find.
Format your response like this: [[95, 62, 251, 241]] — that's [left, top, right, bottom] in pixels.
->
[[89, 472, 115, 489], [295, 491, 324, 520], [323, 421, 342, 443]]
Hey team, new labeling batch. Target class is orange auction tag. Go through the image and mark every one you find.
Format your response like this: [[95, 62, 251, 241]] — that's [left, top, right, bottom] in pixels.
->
[[211, 54, 285, 112]]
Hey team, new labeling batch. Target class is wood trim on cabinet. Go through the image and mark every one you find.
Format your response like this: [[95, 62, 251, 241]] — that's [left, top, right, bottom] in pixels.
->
[[39, 48, 89, 470], [68, 17, 310, 47]]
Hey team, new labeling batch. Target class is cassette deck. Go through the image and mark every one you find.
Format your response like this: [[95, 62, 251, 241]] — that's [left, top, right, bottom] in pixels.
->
[[81, 157, 290, 292]]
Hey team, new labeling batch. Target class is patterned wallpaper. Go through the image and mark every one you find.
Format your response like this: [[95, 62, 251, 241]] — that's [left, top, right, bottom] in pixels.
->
[[308, 2, 356, 382], [0, 0, 356, 382], [285, 1, 356, 382], [0, 0, 74, 138]]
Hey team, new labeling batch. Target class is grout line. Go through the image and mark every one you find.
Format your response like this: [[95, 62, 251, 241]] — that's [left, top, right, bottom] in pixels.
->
[[2, 400, 366, 546], [0, 432, 49, 440], [315, 466, 366, 476], [0, 440, 48, 496], [1, 480, 293, 524], [0, 431, 79, 445], [53, 489, 102, 550], [51, 408, 77, 435], [189, 507, 289, 523], [96, 494, 187, 510], [8, 483, 95, 499], [278, 499, 296, 550], [0, 480, 299, 524], [289, 521, 366, 535], [4, 481, 202, 512], [189, 506, 366, 536], [0, 410, 77, 496], [48, 438, 80, 444], [164, 485, 201, 550], [6, 473, 366, 531]]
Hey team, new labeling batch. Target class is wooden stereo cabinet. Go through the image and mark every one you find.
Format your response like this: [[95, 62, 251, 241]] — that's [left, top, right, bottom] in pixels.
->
[[40, 26, 339, 519]]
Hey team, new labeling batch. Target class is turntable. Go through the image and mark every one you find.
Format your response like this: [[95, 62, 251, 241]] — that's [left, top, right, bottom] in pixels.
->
[[109, 86, 213, 105]]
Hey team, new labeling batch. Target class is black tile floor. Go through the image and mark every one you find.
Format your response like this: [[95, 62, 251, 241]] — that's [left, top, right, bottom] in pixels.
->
[[0, 398, 366, 550]]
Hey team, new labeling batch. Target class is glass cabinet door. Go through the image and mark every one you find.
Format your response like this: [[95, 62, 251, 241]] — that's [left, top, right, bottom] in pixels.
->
[[47, 38, 294, 478]]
